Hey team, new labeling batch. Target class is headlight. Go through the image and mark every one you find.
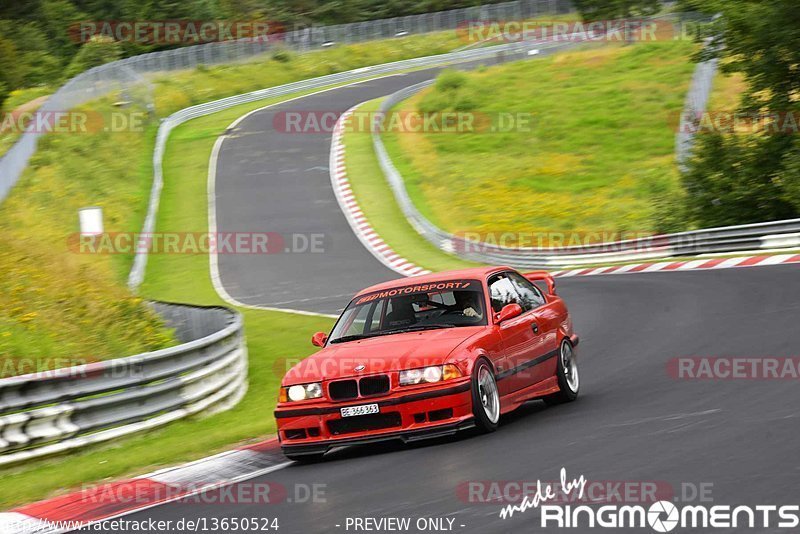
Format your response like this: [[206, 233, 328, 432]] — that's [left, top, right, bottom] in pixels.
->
[[280, 382, 323, 402], [400, 364, 461, 386]]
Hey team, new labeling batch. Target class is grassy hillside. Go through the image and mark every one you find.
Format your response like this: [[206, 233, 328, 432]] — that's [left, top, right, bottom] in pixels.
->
[[0, 31, 479, 503], [0, 31, 473, 370], [382, 40, 697, 243]]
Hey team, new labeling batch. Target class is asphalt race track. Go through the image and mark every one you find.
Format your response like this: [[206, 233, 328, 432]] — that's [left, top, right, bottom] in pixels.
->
[[211, 46, 573, 315], [76, 52, 800, 533], [82, 265, 800, 533]]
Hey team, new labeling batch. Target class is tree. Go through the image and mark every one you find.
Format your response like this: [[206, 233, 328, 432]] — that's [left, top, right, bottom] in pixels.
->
[[682, 133, 796, 227], [572, 0, 661, 21], [0, 36, 22, 110], [681, 0, 800, 224], [38, 0, 85, 62], [64, 34, 122, 80]]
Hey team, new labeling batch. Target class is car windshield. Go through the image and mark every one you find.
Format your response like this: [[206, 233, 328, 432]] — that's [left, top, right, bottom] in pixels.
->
[[328, 279, 486, 344]]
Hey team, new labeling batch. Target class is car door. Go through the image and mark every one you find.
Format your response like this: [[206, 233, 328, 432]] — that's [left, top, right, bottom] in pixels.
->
[[507, 271, 559, 386], [488, 272, 549, 394]]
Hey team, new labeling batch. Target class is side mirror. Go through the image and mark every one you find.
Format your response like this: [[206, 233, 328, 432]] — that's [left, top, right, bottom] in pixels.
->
[[311, 331, 328, 347], [495, 303, 523, 323]]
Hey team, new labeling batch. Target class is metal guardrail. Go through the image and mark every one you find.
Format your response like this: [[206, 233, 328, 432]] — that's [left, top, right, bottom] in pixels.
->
[[371, 47, 800, 269], [0, 0, 572, 205], [127, 40, 562, 289], [0, 302, 247, 467]]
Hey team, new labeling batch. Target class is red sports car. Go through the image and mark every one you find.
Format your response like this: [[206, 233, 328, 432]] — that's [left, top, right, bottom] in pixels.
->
[[275, 266, 580, 461]]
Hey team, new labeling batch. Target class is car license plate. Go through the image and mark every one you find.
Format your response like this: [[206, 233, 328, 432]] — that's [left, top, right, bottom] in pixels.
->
[[340, 403, 379, 417]]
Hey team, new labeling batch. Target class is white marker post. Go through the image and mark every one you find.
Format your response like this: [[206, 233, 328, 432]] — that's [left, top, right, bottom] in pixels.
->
[[79, 206, 104, 236]]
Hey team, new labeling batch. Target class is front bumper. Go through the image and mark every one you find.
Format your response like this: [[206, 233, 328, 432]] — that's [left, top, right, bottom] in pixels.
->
[[275, 379, 473, 456]]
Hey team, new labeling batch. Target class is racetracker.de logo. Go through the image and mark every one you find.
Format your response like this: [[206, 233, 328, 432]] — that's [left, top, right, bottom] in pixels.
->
[[455, 18, 699, 44], [459, 480, 673, 505], [452, 231, 663, 252], [668, 357, 800, 380], [69, 20, 284, 44], [0, 111, 146, 134], [674, 111, 800, 135], [68, 232, 326, 255], [78, 481, 326, 505], [273, 110, 534, 134]]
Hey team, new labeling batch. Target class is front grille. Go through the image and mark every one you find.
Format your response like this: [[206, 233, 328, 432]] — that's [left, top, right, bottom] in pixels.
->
[[329, 379, 358, 400], [327, 412, 402, 435], [359, 375, 390, 396], [329, 375, 391, 400]]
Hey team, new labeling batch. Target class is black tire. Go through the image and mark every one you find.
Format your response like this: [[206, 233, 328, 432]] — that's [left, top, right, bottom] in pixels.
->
[[544, 339, 579, 406], [284, 452, 326, 463], [471, 358, 500, 433]]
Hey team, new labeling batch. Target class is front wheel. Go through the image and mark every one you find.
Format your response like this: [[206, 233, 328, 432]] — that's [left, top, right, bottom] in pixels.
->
[[471, 358, 500, 432], [544, 339, 579, 405]]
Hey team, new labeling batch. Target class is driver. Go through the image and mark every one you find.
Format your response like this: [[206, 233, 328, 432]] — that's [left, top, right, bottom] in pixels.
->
[[454, 291, 482, 319]]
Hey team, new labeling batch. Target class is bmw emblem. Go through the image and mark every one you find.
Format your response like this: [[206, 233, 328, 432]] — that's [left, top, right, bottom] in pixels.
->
[[354, 364, 366, 372]]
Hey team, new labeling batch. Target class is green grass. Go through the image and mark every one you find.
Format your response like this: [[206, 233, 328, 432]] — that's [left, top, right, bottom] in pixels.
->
[[0, 29, 486, 505], [0, 92, 338, 509], [0, 30, 484, 368], [342, 98, 478, 272], [1, 87, 53, 113], [382, 41, 698, 242], [0, 98, 176, 366], [0, 86, 53, 158], [150, 32, 467, 117]]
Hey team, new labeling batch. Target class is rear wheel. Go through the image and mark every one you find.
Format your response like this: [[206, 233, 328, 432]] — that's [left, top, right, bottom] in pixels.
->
[[544, 339, 579, 405], [471, 358, 500, 432]]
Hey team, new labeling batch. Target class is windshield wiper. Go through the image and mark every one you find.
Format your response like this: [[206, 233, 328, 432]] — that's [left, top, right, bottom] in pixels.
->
[[330, 323, 457, 344], [328, 333, 380, 344], [389, 323, 456, 334]]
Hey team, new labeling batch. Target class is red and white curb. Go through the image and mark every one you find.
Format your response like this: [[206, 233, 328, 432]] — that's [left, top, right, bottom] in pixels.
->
[[329, 107, 430, 278], [1, 439, 287, 533], [550, 253, 800, 278], [329, 106, 799, 280]]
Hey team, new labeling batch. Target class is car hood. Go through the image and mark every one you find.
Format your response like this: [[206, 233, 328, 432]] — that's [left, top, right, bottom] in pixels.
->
[[284, 326, 484, 383]]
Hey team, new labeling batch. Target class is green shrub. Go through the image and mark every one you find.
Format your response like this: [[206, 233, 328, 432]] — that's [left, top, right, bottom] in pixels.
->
[[64, 35, 122, 80], [435, 69, 468, 91], [272, 49, 293, 63]]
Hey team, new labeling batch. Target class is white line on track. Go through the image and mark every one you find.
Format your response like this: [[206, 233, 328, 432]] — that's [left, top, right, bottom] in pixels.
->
[[207, 80, 411, 318]]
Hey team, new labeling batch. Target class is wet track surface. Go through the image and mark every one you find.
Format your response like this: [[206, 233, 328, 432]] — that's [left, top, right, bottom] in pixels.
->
[[84, 265, 800, 533], [76, 52, 800, 533], [211, 47, 571, 315]]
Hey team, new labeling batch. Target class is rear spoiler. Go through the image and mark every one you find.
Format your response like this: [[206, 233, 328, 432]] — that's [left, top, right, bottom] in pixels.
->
[[523, 271, 556, 295]]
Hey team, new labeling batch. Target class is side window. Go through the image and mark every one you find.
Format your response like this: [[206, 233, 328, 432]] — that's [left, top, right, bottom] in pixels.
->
[[487, 274, 519, 313], [508, 272, 546, 311]]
